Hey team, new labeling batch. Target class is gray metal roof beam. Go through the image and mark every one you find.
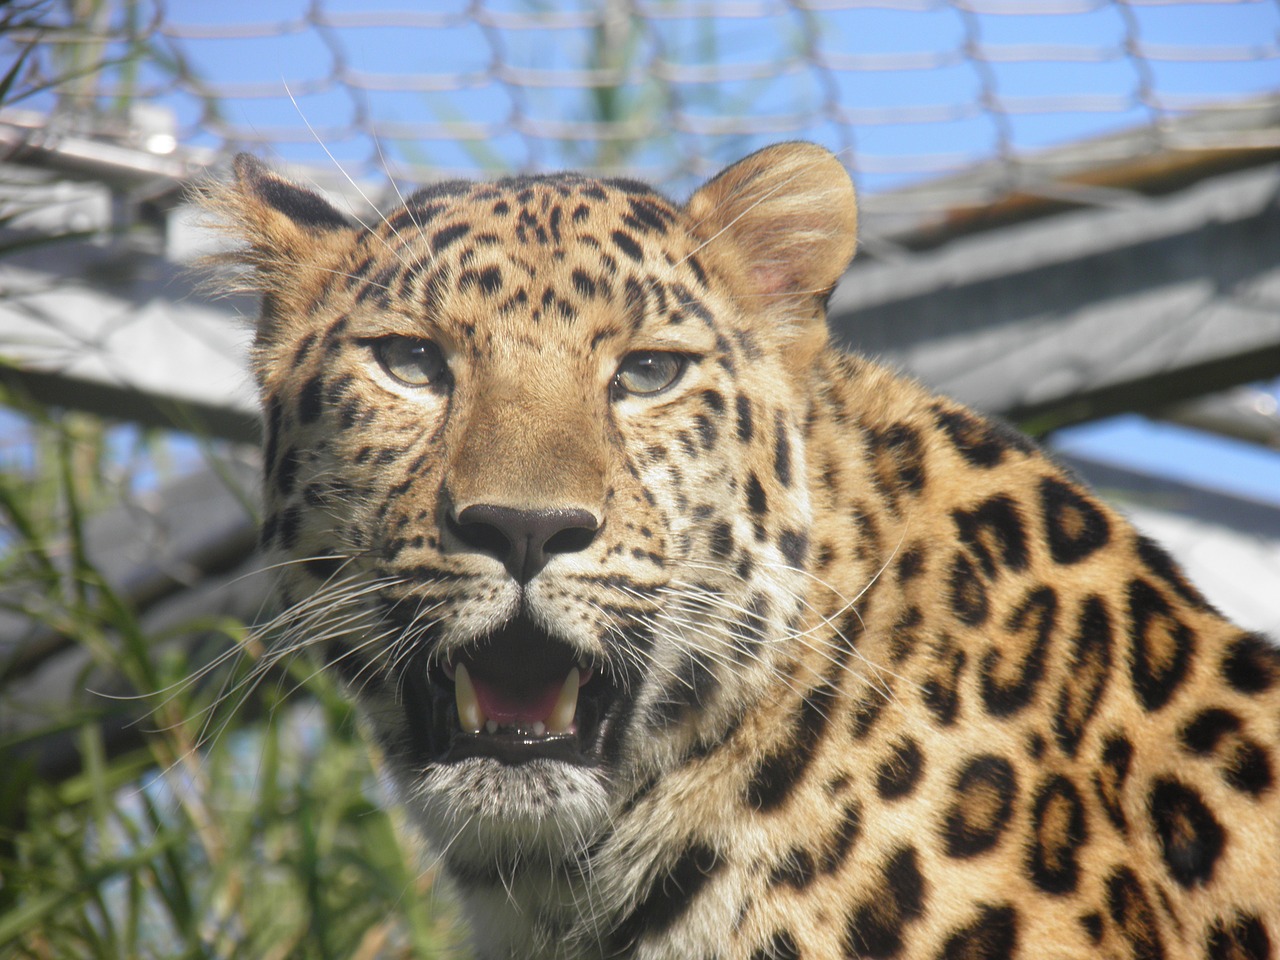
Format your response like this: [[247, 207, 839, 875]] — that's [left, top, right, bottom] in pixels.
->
[[0, 226, 260, 442], [832, 162, 1280, 431]]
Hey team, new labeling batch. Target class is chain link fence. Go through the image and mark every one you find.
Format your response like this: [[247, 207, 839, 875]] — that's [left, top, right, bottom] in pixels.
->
[[4, 0, 1279, 209], [2, 6, 1280, 952]]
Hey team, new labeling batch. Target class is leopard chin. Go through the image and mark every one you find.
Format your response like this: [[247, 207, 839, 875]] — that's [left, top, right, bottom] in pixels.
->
[[408, 753, 612, 871], [396, 615, 623, 860]]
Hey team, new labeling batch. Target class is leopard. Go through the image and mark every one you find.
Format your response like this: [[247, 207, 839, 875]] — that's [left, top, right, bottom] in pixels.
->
[[204, 142, 1280, 960]]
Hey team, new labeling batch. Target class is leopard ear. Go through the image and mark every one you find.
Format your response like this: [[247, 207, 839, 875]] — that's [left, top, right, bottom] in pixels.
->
[[200, 153, 354, 290], [684, 142, 857, 316]]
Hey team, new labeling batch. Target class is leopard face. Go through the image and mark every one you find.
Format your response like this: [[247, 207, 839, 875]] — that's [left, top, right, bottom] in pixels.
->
[[208, 144, 1279, 960], [210, 148, 853, 877]]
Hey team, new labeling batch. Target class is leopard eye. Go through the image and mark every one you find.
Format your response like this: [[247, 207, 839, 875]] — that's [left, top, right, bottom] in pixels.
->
[[374, 336, 448, 388], [613, 351, 686, 398]]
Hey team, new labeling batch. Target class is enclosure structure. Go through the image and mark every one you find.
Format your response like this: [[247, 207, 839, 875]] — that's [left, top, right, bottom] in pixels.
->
[[1, 1, 1279, 953]]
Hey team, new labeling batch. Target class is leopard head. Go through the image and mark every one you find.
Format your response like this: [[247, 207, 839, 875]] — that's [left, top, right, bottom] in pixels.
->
[[204, 143, 857, 871]]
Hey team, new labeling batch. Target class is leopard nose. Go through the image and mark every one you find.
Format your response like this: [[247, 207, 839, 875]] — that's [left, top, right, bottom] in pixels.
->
[[450, 504, 600, 583]]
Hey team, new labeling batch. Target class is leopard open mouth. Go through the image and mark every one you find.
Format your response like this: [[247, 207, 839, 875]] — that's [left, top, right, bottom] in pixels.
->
[[402, 614, 622, 767]]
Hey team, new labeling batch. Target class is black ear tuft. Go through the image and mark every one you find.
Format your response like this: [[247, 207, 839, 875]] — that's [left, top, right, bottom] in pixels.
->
[[233, 154, 350, 232], [198, 154, 359, 326]]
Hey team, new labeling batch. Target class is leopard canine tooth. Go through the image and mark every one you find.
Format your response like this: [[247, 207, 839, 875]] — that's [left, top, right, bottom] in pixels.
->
[[454, 662, 485, 733], [545, 667, 580, 734]]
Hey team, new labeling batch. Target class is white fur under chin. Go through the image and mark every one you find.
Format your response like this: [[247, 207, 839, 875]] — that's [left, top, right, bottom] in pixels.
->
[[405, 756, 611, 868], [397, 759, 616, 958]]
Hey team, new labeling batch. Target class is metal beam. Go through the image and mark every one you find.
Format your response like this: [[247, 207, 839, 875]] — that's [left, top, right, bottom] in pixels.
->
[[1158, 388, 1280, 450], [831, 162, 1280, 429], [0, 456, 266, 780], [0, 225, 260, 442]]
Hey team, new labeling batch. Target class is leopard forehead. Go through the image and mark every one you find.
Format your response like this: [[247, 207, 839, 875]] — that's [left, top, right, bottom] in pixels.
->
[[305, 175, 723, 350]]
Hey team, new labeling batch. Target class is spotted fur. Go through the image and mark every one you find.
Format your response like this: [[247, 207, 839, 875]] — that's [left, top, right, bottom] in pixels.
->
[[205, 144, 1280, 959]]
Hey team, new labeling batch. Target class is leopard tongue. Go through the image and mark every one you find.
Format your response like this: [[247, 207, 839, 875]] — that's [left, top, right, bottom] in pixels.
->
[[454, 664, 580, 735]]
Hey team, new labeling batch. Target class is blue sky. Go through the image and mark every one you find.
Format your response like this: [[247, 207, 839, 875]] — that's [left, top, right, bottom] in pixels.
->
[[19, 1, 1280, 190], [1056, 412, 1280, 507]]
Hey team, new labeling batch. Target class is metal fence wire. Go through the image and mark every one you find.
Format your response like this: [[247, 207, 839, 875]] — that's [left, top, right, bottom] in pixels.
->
[[4, 0, 1279, 211]]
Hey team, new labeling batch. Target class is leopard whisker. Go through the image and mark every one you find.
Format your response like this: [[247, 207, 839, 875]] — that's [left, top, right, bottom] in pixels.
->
[[645, 567, 915, 711], [149, 568, 386, 724], [283, 80, 414, 268], [373, 134, 429, 243], [667, 581, 910, 706], [187, 574, 401, 722]]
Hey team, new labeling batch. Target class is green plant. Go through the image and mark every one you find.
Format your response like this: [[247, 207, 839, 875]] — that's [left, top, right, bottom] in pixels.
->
[[1, 2, 460, 950], [0, 403, 462, 957]]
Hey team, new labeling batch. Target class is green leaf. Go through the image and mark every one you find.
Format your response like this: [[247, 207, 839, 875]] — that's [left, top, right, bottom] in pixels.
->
[[0, 836, 174, 946], [0, 35, 38, 108]]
